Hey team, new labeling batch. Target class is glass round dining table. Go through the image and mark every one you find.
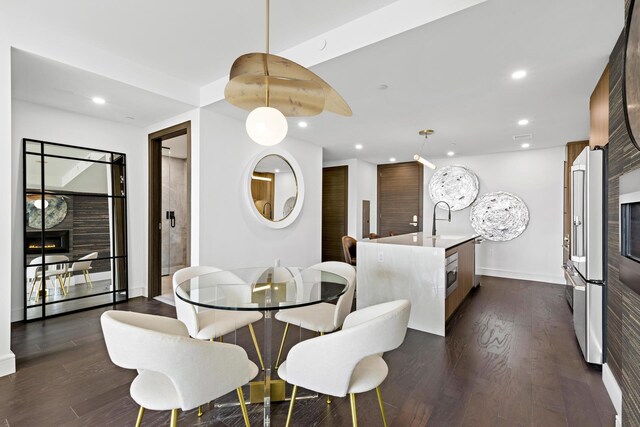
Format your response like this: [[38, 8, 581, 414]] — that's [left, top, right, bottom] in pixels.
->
[[175, 266, 348, 427]]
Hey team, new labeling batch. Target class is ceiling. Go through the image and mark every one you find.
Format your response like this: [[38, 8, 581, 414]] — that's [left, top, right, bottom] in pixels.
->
[[1, 0, 397, 87], [7, 0, 624, 163], [207, 0, 623, 163], [11, 49, 195, 127]]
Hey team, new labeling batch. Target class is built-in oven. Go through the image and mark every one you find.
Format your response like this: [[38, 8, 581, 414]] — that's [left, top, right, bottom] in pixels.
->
[[620, 168, 640, 295], [446, 253, 458, 297]]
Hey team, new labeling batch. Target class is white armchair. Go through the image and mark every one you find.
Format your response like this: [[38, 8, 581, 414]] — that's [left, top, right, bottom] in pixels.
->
[[27, 255, 69, 302], [67, 251, 98, 290], [274, 261, 356, 369], [101, 310, 258, 427], [278, 299, 411, 427], [173, 266, 265, 370]]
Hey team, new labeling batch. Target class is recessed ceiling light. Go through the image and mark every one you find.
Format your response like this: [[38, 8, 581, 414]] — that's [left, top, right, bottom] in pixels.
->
[[275, 168, 280, 173], [92, 96, 106, 105], [355, 144, 363, 150], [447, 151, 455, 156], [298, 121, 308, 128], [518, 119, 529, 126], [389, 157, 396, 162], [521, 143, 531, 148], [511, 70, 527, 80]]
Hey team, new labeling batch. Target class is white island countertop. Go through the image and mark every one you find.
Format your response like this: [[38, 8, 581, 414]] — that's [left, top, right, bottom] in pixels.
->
[[369, 232, 479, 249]]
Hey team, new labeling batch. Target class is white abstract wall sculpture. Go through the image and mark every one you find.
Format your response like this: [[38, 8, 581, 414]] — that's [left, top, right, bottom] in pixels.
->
[[470, 191, 529, 241], [428, 165, 479, 211]]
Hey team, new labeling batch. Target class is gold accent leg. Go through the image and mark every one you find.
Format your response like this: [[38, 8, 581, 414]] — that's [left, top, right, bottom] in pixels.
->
[[135, 406, 145, 427], [35, 277, 43, 302], [285, 385, 297, 427], [376, 387, 388, 427], [56, 275, 67, 296], [28, 277, 40, 301], [197, 405, 203, 417], [236, 387, 250, 427], [169, 409, 178, 427], [275, 323, 289, 369], [248, 323, 264, 371], [319, 331, 324, 336], [326, 395, 332, 404], [210, 337, 214, 342], [85, 270, 94, 288], [350, 393, 358, 427], [219, 336, 224, 343]]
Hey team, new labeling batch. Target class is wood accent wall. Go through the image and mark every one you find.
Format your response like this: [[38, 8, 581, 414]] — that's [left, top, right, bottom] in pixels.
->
[[591, 65, 610, 149], [607, 31, 640, 425], [72, 196, 111, 273]]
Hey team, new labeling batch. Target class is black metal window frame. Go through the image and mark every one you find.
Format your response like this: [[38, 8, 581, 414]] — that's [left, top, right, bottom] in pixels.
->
[[22, 138, 129, 321]]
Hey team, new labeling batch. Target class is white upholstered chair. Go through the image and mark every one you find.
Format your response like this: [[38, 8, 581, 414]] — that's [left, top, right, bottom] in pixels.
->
[[27, 255, 69, 301], [173, 266, 265, 370], [67, 251, 99, 290], [101, 310, 257, 427], [278, 299, 411, 427], [274, 261, 356, 369]]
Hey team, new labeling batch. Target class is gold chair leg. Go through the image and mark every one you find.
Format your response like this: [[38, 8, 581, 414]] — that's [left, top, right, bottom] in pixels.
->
[[237, 387, 250, 427], [135, 406, 145, 427], [85, 270, 94, 288], [285, 385, 297, 427], [248, 323, 264, 371], [326, 395, 332, 404], [350, 393, 358, 427], [219, 336, 223, 343], [319, 331, 324, 336], [35, 277, 43, 302], [197, 405, 203, 417], [56, 275, 67, 296], [376, 387, 388, 427], [169, 409, 178, 427], [275, 323, 290, 369], [28, 277, 40, 301]]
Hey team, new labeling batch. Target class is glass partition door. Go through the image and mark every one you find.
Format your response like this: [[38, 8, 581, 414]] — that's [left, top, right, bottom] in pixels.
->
[[23, 139, 128, 320]]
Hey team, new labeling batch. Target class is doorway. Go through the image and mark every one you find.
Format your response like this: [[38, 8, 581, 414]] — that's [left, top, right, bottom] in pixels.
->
[[377, 162, 423, 236], [148, 122, 191, 299], [322, 166, 348, 262]]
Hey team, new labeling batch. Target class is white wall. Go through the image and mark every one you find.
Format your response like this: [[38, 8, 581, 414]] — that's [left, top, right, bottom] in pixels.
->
[[198, 109, 322, 268], [273, 171, 297, 220], [422, 147, 565, 284], [11, 100, 148, 321], [0, 25, 16, 376], [323, 158, 377, 240]]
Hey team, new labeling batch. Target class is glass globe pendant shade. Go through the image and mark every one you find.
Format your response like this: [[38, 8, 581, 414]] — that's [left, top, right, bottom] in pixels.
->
[[245, 107, 288, 146], [33, 199, 49, 210]]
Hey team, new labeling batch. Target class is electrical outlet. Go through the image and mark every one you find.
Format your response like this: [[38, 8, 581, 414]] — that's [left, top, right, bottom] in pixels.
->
[[377, 252, 384, 262]]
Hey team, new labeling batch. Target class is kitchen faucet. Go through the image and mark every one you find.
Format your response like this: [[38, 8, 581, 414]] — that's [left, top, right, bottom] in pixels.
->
[[432, 201, 451, 236]]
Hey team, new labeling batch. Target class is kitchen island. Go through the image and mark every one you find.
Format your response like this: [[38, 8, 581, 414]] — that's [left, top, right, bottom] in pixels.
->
[[356, 232, 478, 336]]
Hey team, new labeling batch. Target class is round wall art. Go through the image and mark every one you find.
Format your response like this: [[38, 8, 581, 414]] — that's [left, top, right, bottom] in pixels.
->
[[428, 165, 479, 211], [26, 195, 68, 229], [470, 191, 529, 241]]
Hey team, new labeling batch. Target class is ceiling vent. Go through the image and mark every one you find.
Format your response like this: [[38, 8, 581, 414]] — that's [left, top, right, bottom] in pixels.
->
[[512, 133, 533, 142]]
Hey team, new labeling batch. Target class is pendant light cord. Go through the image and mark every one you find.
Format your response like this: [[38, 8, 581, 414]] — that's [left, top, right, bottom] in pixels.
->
[[264, 0, 271, 107]]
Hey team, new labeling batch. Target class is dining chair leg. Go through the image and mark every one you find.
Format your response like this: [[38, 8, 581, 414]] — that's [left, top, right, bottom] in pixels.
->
[[275, 323, 290, 369], [56, 275, 67, 296], [28, 277, 40, 301], [248, 323, 265, 371], [285, 385, 297, 427], [169, 409, 179, 427], [236, 387, 250, 427], [219, 336, 223, 343], [375, 387, 388, 427], [197, 405, 203, 417], [35, 277, 43, 302], [85, 270, 94, 288], [134, 406, 145, 427], [349, 393, 358, 427], [326, 395, 332, 404]]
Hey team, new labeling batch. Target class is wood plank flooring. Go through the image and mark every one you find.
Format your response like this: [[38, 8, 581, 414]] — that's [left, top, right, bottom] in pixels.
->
[[0, 276, 615, 426]]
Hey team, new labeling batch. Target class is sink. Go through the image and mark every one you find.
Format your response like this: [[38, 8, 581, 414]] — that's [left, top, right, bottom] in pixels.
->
[[428, 235, 466, 240]]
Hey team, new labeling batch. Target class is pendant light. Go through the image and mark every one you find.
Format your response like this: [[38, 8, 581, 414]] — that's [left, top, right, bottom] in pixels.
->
[[415, 129, 436, 170], [225, 0, 352, 146]]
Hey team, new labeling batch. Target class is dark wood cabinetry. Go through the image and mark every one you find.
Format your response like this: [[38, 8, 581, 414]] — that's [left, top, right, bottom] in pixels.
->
[[445, 239, 475, 321]]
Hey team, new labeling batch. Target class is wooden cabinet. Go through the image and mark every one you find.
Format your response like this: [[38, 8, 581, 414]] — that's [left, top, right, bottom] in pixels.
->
[[445, 240, 475, 321], [590, 65, 610, 149]]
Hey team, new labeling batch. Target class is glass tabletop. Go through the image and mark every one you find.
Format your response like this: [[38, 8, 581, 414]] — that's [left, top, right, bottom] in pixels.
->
[[175, 266, 348, 311]]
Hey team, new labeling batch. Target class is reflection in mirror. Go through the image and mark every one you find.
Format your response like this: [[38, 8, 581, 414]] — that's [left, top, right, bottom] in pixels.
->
[[250, 155, 298, 222]]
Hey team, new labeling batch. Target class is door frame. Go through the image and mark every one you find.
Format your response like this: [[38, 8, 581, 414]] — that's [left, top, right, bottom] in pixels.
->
[[147, 121, 191, 298]]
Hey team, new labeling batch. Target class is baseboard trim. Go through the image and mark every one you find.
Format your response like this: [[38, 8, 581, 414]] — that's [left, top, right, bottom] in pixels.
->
[[603, 363, 622, 424], [478, 267, 565, 285], [0, 352, 16, 377]]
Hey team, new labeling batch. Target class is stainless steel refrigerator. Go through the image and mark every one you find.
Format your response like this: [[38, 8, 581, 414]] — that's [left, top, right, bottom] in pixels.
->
[[569, 146, 604, 364]]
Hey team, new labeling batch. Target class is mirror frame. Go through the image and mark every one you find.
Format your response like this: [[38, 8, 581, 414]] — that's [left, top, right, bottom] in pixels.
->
[[245, 148, 305, 229]]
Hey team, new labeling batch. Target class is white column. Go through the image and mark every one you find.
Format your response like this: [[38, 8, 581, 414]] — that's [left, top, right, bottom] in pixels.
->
[[0, 23, 16, 376]]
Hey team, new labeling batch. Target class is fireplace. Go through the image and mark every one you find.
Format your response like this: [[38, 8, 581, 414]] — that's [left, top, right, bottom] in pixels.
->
[[26, 230, 70, 255]]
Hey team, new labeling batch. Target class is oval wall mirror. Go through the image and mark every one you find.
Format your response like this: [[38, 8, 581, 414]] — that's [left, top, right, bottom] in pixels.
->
[[247, 150, 304, 228], [625, 0, 640, 151]]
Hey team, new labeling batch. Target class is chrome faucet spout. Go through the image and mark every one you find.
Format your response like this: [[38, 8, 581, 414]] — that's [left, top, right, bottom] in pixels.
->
[[432, 201, 452, 236]]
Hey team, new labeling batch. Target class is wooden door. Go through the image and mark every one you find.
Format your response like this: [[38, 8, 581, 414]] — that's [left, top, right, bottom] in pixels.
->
[[378, 162, 423, 237], [322, 166, 348, 262], [362, 200, 370, 237]]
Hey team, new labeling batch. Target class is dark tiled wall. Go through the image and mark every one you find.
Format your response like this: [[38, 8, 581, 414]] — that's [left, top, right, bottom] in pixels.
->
[[607, 30, 640, 425]]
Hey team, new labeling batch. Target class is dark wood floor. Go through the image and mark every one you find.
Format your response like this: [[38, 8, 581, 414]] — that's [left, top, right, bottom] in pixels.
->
[[1, 276, 615, 426]]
